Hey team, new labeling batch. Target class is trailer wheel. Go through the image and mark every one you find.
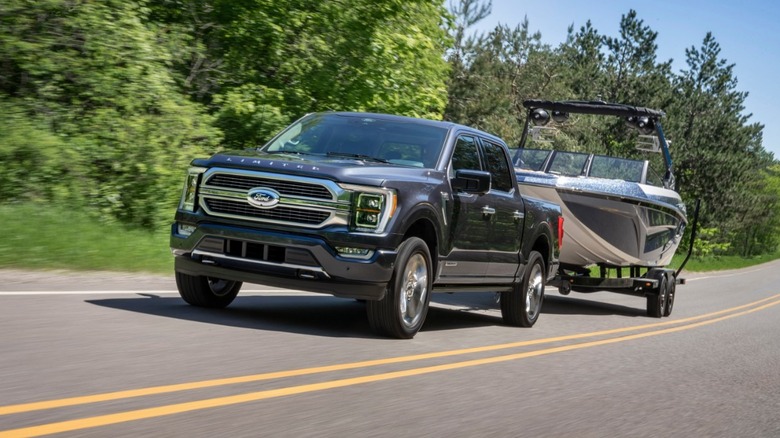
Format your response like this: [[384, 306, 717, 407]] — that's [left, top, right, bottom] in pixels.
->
[[664, 273, 676, 317], [501, 251, 545, 327], [367, 237, 432, 339], [646, 271, 668, 318]]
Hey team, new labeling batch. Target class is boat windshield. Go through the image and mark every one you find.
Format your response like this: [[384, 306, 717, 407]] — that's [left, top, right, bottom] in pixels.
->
[[261, 113, 447, 168], [513, 148, 552, 170], [514, 148, 662, 185], [589, 155, 644, 182]]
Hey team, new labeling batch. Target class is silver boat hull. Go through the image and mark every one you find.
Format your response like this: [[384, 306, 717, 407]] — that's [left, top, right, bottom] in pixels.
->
[[518, 175, 686, 267]]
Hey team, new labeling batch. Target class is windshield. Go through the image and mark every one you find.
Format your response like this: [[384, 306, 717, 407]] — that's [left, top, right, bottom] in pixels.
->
[[262, 113, 448, 168], [512, 148, 552, 170], [589, 155, 645, 183]]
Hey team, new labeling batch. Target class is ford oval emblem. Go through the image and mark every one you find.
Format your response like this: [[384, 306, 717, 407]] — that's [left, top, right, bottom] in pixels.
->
[[247, 188, 280, 208]]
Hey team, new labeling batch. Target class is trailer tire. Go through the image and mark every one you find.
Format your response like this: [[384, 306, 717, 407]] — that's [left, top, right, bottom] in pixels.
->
[[646, 270, 668, 318], [501, 251, 545, 327], [664, 273, 676, 317]]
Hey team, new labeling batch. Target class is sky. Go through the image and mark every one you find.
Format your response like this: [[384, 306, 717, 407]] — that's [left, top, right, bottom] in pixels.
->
[[468, 0, 780, 159]]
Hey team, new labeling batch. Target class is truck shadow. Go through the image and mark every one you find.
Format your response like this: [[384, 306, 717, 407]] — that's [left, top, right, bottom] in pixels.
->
[[87, 293, 501, 339], [87, 290, 644, 338]]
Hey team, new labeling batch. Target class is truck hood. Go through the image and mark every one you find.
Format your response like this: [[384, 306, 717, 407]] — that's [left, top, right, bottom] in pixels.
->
[[192, 150, 443, 186]]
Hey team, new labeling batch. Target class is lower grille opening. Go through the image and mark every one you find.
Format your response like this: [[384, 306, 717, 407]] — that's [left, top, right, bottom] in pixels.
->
[[197, 238, 318, 267]]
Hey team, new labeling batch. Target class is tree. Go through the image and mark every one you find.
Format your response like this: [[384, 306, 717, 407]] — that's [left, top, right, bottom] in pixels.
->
[[150, 0, 452, 148], [666, 32, 772, 255], [0, 0, 221, 227]]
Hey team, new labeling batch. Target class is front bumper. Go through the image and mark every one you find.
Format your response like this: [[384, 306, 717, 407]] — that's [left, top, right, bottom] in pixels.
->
[[171, 222, 397, 300]]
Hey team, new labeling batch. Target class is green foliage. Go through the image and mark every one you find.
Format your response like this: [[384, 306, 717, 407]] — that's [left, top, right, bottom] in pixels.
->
[[150, 0, 452, 148], [690, 227, 732, 259], [0, 100, 66, 203], [0, 0, 221, 228], [1, 0, 451, 228]]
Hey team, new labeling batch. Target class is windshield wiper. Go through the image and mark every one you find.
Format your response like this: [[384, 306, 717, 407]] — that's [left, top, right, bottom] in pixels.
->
[[326, 152, 389, 163]]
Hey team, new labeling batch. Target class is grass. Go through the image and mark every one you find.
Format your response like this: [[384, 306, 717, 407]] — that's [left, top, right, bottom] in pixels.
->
[[670, 251, 780, 272], [0, 203, 778, 276], [0, 204, 173, 275]]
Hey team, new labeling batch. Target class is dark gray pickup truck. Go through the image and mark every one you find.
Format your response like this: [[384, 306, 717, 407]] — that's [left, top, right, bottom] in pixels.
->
[[171, 112, 562, 338]]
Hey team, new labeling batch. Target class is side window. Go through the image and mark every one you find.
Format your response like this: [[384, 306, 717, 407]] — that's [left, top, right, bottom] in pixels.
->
[[449, 135, 481, 178], [481, 140, 513, 192]]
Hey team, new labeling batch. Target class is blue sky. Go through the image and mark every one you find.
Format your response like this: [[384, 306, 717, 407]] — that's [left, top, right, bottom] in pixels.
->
[[469, 0, 780, 159]]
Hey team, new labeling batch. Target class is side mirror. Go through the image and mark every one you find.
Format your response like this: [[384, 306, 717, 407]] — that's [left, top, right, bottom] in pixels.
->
[[452, 169, 491, 194]]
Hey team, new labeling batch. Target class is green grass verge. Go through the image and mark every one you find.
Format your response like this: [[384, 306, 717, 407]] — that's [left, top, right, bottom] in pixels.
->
[[0, 203, 778, 276], [670, 251, 780, 272], [0, 204, 173, 275]]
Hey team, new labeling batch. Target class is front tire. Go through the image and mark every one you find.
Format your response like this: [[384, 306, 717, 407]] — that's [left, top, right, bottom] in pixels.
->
[[501, 251, 546, 327], [367, 237, 432, 339], [175, 272, 242, 308]]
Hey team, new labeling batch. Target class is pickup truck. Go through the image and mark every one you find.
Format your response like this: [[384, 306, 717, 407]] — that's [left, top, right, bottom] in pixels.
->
[[171, 112, 563, 338]]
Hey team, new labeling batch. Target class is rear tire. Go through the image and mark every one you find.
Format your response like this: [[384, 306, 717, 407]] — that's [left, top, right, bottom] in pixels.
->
[[175, 272, 242, 308], [501, 251, 545, 327], [367, 237, 432, 339], [646, 270, 668, 318]]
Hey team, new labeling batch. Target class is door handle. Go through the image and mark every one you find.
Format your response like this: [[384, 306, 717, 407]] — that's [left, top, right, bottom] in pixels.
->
[[481, 205, 496, 216], [513, 210, 525, 222]]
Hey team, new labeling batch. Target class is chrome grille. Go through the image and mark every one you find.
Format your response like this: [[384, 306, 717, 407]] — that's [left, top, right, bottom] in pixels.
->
[[206, 174, 332, 199], [205, 199, 331, 225], [199, 168, 349, 228]]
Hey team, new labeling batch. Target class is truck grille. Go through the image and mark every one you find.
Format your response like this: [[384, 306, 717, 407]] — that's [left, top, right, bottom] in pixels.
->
[[206, 174, 332, 199], [205, 199, 330, 225], [198, 169, 349, 228]]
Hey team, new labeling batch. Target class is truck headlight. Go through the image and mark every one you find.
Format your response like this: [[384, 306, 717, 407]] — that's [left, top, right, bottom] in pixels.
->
[[339, 184, 397, 233], [179, 167, 206, 212]]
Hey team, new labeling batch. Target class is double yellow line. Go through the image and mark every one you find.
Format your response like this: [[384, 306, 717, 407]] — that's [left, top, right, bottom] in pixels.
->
[[2, 294, 780, 437]]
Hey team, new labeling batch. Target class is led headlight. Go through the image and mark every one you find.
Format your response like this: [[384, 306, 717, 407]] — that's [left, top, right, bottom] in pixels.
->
[[338, 184, 397, 233], [179, 167, 206, 212]]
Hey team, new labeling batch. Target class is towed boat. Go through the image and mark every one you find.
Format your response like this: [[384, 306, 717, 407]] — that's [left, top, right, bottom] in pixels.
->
[[512, 100, 687, 269]]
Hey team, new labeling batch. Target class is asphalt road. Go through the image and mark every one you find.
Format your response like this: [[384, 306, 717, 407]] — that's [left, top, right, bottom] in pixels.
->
[[1, 262, 779, 437]]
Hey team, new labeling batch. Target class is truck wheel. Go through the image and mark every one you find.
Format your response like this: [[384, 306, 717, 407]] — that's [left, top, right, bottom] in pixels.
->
[[664, 273, 676, 317], [646, 271, 668, 318], [367, 237, 432, 339], [175, 271, 242, 308], [501, 251, 545, 327]]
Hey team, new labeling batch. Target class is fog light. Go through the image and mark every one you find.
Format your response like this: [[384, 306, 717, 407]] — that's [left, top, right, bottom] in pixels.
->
[[336, 247, 374, 259], [177, 223, 196, 237]]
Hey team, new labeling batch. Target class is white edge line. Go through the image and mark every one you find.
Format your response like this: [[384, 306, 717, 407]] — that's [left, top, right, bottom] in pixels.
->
[[0, 289, 305, 296]]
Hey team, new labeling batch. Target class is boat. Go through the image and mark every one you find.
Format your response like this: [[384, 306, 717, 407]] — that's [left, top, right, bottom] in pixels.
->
[[511, 100, 688, 270]]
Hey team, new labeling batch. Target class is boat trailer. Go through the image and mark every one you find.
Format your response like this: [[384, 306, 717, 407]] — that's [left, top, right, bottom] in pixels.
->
[[548, 199, 701, 317]]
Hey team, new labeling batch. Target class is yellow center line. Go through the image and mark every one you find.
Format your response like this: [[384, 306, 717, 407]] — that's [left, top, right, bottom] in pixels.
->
[[2, 297, 779, 437], [1, 293, 779, 418]]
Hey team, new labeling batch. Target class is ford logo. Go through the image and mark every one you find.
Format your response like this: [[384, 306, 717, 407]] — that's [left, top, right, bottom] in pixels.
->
[[247, 188, 280, 208]]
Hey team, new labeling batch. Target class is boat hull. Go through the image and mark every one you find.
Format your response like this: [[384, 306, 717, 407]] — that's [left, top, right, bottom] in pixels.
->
[[517, 174, 686, 268]]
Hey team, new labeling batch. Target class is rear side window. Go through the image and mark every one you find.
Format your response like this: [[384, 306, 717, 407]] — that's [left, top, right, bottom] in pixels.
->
[[481, 140, 513, 192]]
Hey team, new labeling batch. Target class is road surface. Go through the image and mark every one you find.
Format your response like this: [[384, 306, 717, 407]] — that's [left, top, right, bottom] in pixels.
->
[[1, 262, 779, 437]]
